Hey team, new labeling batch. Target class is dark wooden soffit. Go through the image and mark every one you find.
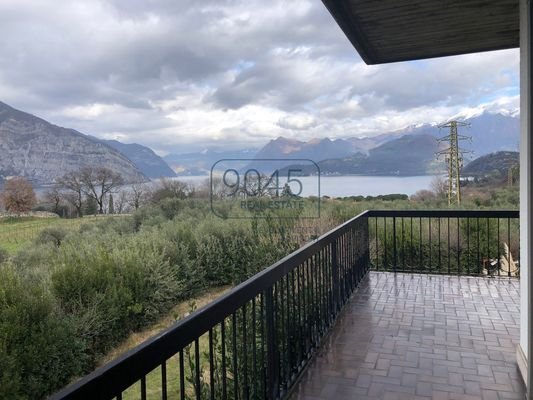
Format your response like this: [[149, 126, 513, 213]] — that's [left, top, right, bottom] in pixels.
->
[[321, 0, 519, 64]]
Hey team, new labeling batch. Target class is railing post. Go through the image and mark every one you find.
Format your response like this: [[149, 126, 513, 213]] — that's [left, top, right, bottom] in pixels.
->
[[265, 287, 278, 400], [331, 240, 339, 314], [393, 217, 398, 272], [365, 216, 370, 274]]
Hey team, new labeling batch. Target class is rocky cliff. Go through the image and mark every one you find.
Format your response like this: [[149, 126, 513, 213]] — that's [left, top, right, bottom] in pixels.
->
[[101, 139, 176, 179], [0, 101, 146, 185]]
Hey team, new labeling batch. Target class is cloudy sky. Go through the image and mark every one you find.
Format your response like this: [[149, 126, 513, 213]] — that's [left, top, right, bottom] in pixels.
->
[[0, 0, 520, 154]]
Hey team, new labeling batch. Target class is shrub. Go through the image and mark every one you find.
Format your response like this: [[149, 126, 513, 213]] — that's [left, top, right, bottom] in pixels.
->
[[0, 248, 8, 264], [51, 234, 184, 359], [0, 265, 86, 399], [35, 226, 69, 247]]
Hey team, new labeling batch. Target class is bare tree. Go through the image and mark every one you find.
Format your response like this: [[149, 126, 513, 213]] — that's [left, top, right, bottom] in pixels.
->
[[1, 177, 36, 214], [430, 175, 447, 199], [44, 186, 63, 215], [80, 167, 124, 214], [130, 183, 145, 210], [115, 190, 129, 214], [58, 172, 84, 217]]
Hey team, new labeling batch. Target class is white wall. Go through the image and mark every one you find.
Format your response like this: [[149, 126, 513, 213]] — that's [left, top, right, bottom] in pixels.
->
[[519, 0, 532, 385]]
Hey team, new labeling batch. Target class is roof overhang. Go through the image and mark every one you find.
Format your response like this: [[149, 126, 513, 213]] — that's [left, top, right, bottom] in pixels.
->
[[321, 0, 519, 65]]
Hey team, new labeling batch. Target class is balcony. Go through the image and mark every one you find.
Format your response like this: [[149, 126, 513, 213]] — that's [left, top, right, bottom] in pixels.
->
[[51, 210, 522, 400], [291, 272, 523, 400]]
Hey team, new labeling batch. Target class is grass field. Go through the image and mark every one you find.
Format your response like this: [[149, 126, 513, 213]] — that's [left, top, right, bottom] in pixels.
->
[[0, 215, 122, 253]]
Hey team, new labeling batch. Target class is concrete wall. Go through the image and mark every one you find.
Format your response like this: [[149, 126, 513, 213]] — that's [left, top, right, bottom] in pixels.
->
[[519, 0, 532, 387]]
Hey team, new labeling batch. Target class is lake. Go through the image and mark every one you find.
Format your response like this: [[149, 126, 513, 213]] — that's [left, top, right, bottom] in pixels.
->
[[176, 175, 437, 198]]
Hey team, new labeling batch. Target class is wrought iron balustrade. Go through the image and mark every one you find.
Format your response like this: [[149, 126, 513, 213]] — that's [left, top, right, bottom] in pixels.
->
[[50, 209, 519, 400], [51, 211, 370, 400], [367, 210, 520, 276]]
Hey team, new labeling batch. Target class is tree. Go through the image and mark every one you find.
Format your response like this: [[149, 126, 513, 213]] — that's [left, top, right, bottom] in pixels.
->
[[410, 189, 436, 202], [108, 194, 114, 214], [44, 186, 63, 215], [115, 190, 128, 214], [80, 167, 124, 214], [430, 175, 447, 199], [1, 177, 36, 214], [58, 172, 84, 217], [84, 196, 98, 215], [150, 178, 189, 203], [130, 183, 145, 210]]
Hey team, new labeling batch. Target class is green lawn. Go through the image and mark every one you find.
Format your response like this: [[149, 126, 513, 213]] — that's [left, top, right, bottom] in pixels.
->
[[0, 215, 120, 253]]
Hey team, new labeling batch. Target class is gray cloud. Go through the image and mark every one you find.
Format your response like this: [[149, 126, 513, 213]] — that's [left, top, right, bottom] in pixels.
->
[[0, 0, 520, 153]]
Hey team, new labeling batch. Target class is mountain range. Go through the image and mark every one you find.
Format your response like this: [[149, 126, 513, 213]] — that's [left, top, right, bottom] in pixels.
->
[[462, 151, 520, 177], [0, 99, 521, 184], [169, 111, 519, 176], [92, 138, 176, 179], [0, 101, 176, 185], [279, 134, 443, 176]]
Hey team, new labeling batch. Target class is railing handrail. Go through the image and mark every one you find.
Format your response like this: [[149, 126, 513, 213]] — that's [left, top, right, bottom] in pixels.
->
[[367, 209, 519, 218], [50, 210, 371, 400]]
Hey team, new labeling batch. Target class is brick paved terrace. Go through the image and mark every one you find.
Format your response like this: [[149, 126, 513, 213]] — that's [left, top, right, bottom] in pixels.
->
[[291, 272, 524, 400]]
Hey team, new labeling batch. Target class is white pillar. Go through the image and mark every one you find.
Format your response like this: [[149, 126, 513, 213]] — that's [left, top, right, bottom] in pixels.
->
[[519, 0, 533, 395]]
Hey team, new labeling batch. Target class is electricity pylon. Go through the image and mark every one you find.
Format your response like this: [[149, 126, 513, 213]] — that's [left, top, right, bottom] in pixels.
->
[[436, 120, 472, 206]]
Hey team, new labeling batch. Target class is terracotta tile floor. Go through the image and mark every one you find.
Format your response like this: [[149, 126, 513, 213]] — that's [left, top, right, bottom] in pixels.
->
[[291, 272, 525, 400]]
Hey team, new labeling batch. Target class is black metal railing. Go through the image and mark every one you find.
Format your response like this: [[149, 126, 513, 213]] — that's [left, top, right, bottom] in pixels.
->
[[50, 209, 520, 400], [51, 211, 370, 400], [367, 210, 520, 276]]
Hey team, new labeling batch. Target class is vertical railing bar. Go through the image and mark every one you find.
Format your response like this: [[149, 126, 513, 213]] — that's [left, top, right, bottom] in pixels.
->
[[260, 292, 266, 399], [467, 217, 470, 275], [242, 304, 249, 400], [487, 218, 490, 275], [140, 376, 147, 400], [332, 239, 339, 317], [221, 321, 227, 400], [209, 329, 215, 400], [497, 218, 501, 276], [476, 217, 481, 274], [179, 350, 186, 400], [251, 298, 257, 399], [231, 313, 238, 399], [286, 271, 292, 387], [438, 217, 441, 273], [410, 217, 413, 272], [457, 217, 460, 275], [508, 218, 512, 277], [393, 216, 397, 271], [265, 287, 277, 400], [429, 217, 432, 273], [296, 264, 302, 368], [419, 217, 422, 271], [375, 217, 379, 270], [304, 259, 311, 352], [162, 361, 168, 400], [447, 217, 451, 275], [310, 254, 316, 346], [278, 278, 285, 386], [318, 249, 324, 330], [342, 234, 347, 302], [194, 339, 201, 400], [384, 217, 388, 269], [401, 217, 405, 271], [318, 248, 323, 334]]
